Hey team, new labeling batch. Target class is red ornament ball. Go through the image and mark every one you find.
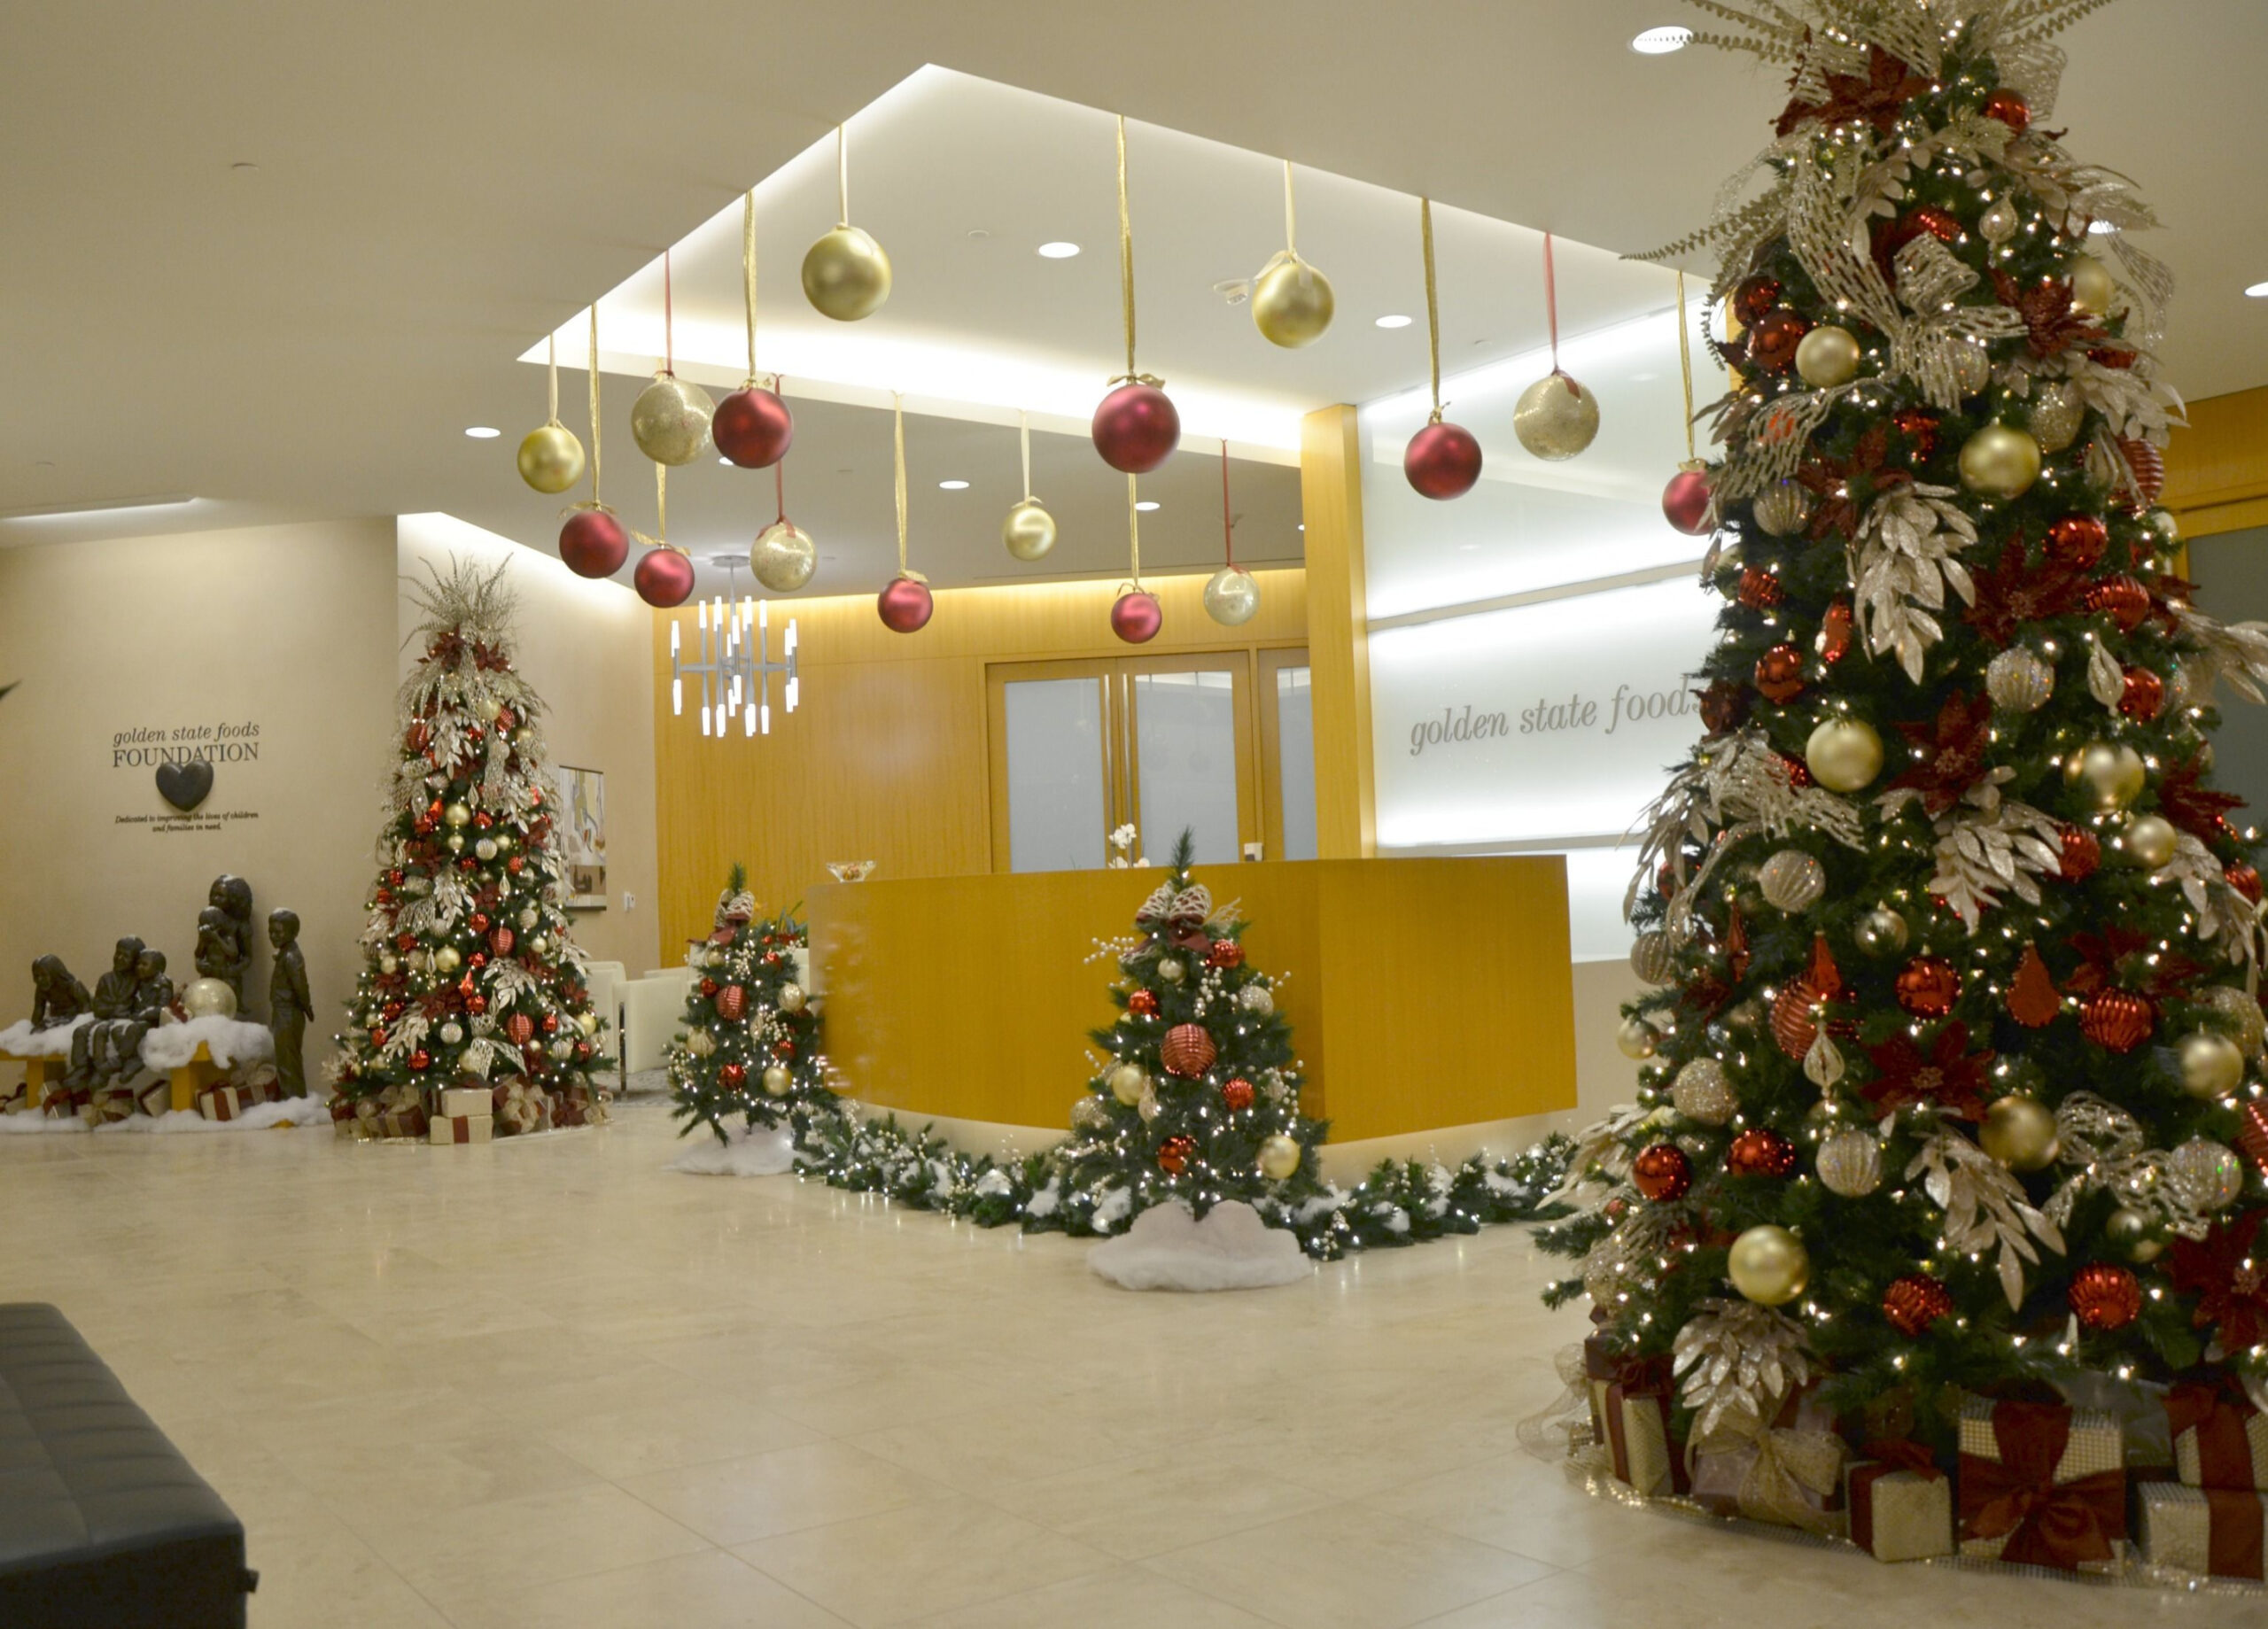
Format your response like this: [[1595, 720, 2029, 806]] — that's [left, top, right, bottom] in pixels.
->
[[1160, 1022, 1218, 1078], [1982, 89, 2031, 134], [877, 575, 934, 634], [1110, 590, 1163, 645], [1896, 957, 1961, 1018], [505, 1012, 534, 1045], [2227, 862, 2264, 904], [1091, 382, 1181, 474], [1905, 205, 1962, 245], [1728, 1128, 1798, 1180], [469, 912, 489, 934], [2119, 667, 2165, 722], [1156, 1134, 1198, 1175], [2047, 514, 2109, 570], [1883, 1274, 1955, 1336], [1403, 420, 1483, 500], [718, 1062, 747, 1090], [2079, 988, 2155, 1053], [490, 927, 516, 958], [541, 1014, 562, 1037], [1632, 1142, 1694, 1202], [698, 978, 718, 997], [1221, 1077, 1255, 1112], [1747, 309, 1811, 373], [1662, 468, 1714, 536], [1205, 938, 1244, 971], [711, 385, 794, 469], [2061, 826, 2102, 882], [1754, 644, 1806, 703], [2087, 574, 2150, 633], [1732, 276, 1783, 329], [715, 985, 747, 1022], [408, 1049, 431, 1072], [633, 547, 696, 609], [2120, 438, 2167, 506], [1127, 989, 1160, 1018], [2069, 1262, 2141, 1330], [507, 856, 525, 875], [1893, 407, 1940, 462], [559, 509, 629, 579]]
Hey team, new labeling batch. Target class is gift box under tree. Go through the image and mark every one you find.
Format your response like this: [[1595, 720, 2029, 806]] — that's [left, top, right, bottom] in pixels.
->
[[1958, 1399, 2125, 1571], [2138, 1483, 2267, 1581], [1590, 1346, 1686, 1499], [1689, 1382, 1846, 1536], [1846, 1442, 1953, 1563], [2166, 1385, 2268, 1492]]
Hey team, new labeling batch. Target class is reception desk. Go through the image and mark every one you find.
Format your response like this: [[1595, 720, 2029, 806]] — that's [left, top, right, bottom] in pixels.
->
[[808, 857, 1576, 1144]]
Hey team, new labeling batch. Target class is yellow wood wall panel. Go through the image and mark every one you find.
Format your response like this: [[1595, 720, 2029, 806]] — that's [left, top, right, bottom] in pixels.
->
[[2167, 384, 2268, 539], [1300, 405, 1375, 859]]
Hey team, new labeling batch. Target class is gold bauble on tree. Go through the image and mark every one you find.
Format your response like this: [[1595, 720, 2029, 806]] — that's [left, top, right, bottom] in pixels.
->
[[1513, 373, 1600, 461], [1257, 1134, 1301, 1181], [1815, 1129, 1884, 1198], [2119, 812, 2179, 870], [517, 423, 586, 494], [1615, 1017, 1658, 1060], [1805, 718, 1884, 793], [2105, 1205, 2166, 1264], [1853, 907, 1909, 957], [1751, 482, 1813, 538], [2177, 1030, 2247, 1100], [1251, 252, 1335, 348], [1980, 1094, 2060, 1171], [802, 224, 892, 322], [2030, 379, 2085, 454], [1671, 1057, 1736, 1126], [2069, 253, 2117, 316], [1107, 1063, 1147, 1105], [1728, 1225, 1810, 1306], [1985, 647, 2054, 713], [1794, 325, 1862, 389], [1959, 424, 2042, 500], [762, 1064, 791, 1097], [1203, 566, 1261, 626], [750, 519, 817, 593], [2063, 741, 2147, 810], [1953, 342, 1992, 397], [631, 372, 715, 467], [1002, 498, 1058, 562]]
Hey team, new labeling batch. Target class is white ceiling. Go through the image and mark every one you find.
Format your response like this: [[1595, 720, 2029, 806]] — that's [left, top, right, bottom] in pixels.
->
[[4, 1, 2263, 594]]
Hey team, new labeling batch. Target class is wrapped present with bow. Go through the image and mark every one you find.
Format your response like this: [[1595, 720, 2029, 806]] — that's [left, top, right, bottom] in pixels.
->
[[1846, 1438, 1952, 1562], [2166, 1383, 2268, 1491], [196, 1084, 241, 1122], [134, 1078, 171, 1119], [377, 1104, 428, 1139], [1588, 1344, 1686, 1499], [493, 1079, 552, 1136], [1689, 1382, 1847, 1536], [43, 1084, 91, 1120], [235, 1064, 282, 1106], [428, 1112, 493, 1145], [2138, 1482, 2267, 1581], [83, 1088, 138, 1128], [1957, 1398, 2126, 1571]]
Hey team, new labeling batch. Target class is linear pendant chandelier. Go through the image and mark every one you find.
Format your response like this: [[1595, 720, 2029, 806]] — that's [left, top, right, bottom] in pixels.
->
[[669, 558, 799, 740]]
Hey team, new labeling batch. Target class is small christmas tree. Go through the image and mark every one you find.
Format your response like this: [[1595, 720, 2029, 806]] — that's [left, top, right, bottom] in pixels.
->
[[1029, 831, 1331, 1240], [669, 864, 835, 1144], [330, 560, 608, 1138]]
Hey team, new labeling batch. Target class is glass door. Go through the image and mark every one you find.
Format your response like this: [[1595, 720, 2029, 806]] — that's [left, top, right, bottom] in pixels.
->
[[1258, 648, 1317, 862]]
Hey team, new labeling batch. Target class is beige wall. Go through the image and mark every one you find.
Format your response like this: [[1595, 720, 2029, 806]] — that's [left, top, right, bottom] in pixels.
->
[[396, 516, 658, 979], [0, 521, 398, 1077]]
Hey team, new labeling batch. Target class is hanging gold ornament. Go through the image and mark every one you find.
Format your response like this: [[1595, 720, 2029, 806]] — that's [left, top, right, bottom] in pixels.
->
[[2105, 1206, 2166, 1264], [750, 454, 816, 592], [1805, 718, 1884, 793], [1984, 647, 2054, 713], [1958, 424, 2042, 500], [1980, 1095, 2060, 1171], [1511, 235, 1598, 461], [803, 125, 892, 322], [2030, 379, 2085, 454], [1728, 1225, 1809, 1305], [2177, 1030, 2246, 1100], [1759, 849, 1826, 912], [517, 333, 586, 493], [1853, 907, 1910, 957], [2170, 1137, 2245, 1212], [1671, 1057, 1736, 1125], [1978, 197, 2020, 244], [1251, 161, 1333, 348], [1794, 325, 1862, 389], [1001, 412, 1058, 562], [1815, 1129, 1884, 1198], [1953, 342, 1992, 397], [629, 250, 712, 467], [2063, 741, 2146, 810], [1107, 1062, 1147, 1105], [761, 1064, 791, 1097]]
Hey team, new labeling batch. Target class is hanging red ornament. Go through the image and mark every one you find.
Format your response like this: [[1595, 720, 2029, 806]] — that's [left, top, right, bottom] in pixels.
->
[[1091, 383, 1179, 474], [1738, 568, 1785, 609], [465, 995, 486, 1016], [1982, 89, 2031, 133], [1662, 467, 1714, 535], [1160, 1023, 1217, 1078], [1156, 1134, 1198, 1175], [490, 927, 516, 958], [1728, 1128, 1798, 1179], [774, 1039, 796, 1059], [719, 1062, 747, 1090], [2227, 862, 2264, 904], [713, 385, 794, 469], [634, 547, 695, 609], [876, 575, 935, 634], [1110, 590, 1163, 645], [1892, 407, 1940, 461], [1732, 276, 1783, 329], [2079, 988, 2155, 1052], [1747, 310, 1810, 373], [1904, 206, 1962, 244], [2046, 515, 2109, 570], [1206, 938, 1244, 970], [408, 1050, 431, 1072], [468, 952, 487, 970], [2087, 575, 2150, 633], [2119, 667, 2165, 722], [2068, 1263, 2141, 1331], [473, 811, 493, 831], [2238, 1102, 2268, 1179], [395, 932, 418, 953], [2061, 826, 2102, 882], [715, 985, 748, 1022], [1126, 989, 1160, 1018], [1404, 420, 1483, 500], [1221, 1077, 1254, 1112], [505, 1012, 534, 1045], [1754, 644, 1806, 703], [1895, 957, 1961, 1018], [558, 510, 628, 578], [1816, 600, 1854, 664], [1633, 1143, 1694, 1202], [2008, 943, 2062, 1028], [1883, 1274, 1954, 1337], [1781, 753, 1814, 789], [2120, 438, 2167, 507]]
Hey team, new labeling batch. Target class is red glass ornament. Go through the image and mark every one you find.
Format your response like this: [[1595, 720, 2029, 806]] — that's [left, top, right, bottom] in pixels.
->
[[1905, 206, 1962, 244], [375, 887, 393, 907], [1127, 989, 1160, 1018], [1895, 957, 1961, 1018], [1883, 1274, 1954, 1337], [2227, 862, 2264, 904], [1221, 1077, 1255, 1112], [1771, 980, 1822, 1060], [1403, 420, 1482, 500], [699, 978, 718, 997], [469, 953, 487, 970], [877, 575, 934, 634], [775, 1040, 796, 1059], [2068, 1262, 2141, 1331], [458, 856, 479, 873], [369, 1027, 387, 1048], [469, 912, 489, 935], [2119, 667, 2164, 722], [1110, 590, 1163, 645], [1633, 1142, 1694, 1202], [1091, 382, 1180, 473], [1781, 753, 1814, 790], [711, 385, 794, 469], [508, 856, 525, 875], [1982, 89, 2031, 134], [1738, 568, 1784, 609], [465, 996, 486, 1016], [473, 811, 493, 830], [1728, 1128, 1798, 1179], [1893, 407, 1939, 461], [2060, 826, 2102, 882], [396, 932, 418, 953], [2087, 575, 2150, 633], [576, 1041, 593, 1060], [1160, 1023, 1217, 1078], [2008, 942, 2062, 1029], [2046, 515, 2109, 570], [715, 985, 747, 1022], [1205, 938, 1244, 970], [490, 927, 515, 958], [559, 509, 629, 578], [1747, 310, 1810, 373], [1733, 276, 1783, 329], [634, 548, 696, 609], [1662, 468, 1713, 536], [718, 1063, 747, 1090], [1157, 1134, 1197, 1175], [1754, 644, 1806, 703], [408, 1050, 431, 1072], [540, 1012, 559, 1036], [2079, 988, 2154, 1052], [505, 1013, 534, 1045], [2120, 438, 2166, 506]]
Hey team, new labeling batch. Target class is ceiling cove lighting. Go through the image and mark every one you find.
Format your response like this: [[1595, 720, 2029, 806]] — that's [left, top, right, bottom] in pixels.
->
[[1, 494, 199, 522], [1630, 27, 1693, 53], [463, 426, 501, 438], [1374, 314, 1414, 329], [1037, 241, 1081, 259], [670, 558, 799, 741]]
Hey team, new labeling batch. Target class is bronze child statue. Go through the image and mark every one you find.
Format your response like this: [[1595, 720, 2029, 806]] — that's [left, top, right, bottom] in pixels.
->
[[30, 956, 90, 1031], [268, 909, 310, 1098], [203, 875, 257, 1016], [101, 948, 174, 1086], [66, 936, 145, 1090]]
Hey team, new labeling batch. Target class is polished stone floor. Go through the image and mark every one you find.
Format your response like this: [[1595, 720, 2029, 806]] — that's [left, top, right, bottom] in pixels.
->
[[1, 1099, 2258, 1627]]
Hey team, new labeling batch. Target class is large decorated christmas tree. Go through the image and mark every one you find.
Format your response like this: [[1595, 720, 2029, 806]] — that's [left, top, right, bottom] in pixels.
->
[[669, 865, 835, 1144], [330, 560, 609, 1137], [1543, 0, 2268, 1533]]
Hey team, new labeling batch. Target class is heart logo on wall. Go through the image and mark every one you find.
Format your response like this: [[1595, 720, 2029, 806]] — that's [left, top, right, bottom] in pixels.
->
[[156, 760, 214, 812]]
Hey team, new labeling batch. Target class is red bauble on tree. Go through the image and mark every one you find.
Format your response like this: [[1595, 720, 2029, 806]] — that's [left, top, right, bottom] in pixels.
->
[[1747, 309, 1810, 372], [2087, 574, 2150, 633], [1732, 275, 1782, 329], [1160, 1023, 1217, 1078], [1982, 89, 2030, 133], [2008, 942, 2062, 1029], [2069, 1263, 2141, 1330], [1156, 1134, 1197, 1175], [1738, 568, 1785, 610], [1728, 1128, 1798, 1179], [490, 927, 516, 958], [1895, 957, 1961, 1017], [2120, 438, 2167, 506], [1403, 420, 1482, 500], [2227, 862, 2264, 904], [2061, 826, 2102, 882], [715, 985, 747, 1022], [1221, 1077, 1254, 1112], [877, 575, 934, 634], [711, 385, 794, 469], [1883, 1274, 1954, 1336], [505, 1012, 534, 1045], [408, 1050, 431, 1072], [1662, 467, 1713, 536], [559, 509, 629, 578], [1754, 644, 1806, 703], [1904, 206, 1962, 245], [2079, 988, 2155, 1052], [1091, 382, 1180, 473], [1206, 938, 1244, 970], [634, 547, 696, 609], [1893, 407, 1940, 462], [718, 1062, 747, 1090], [2047, 515, 2109, 570], [1126, 989, 1160, 1018], [1110, 590, 1162, 645], [2119, 667, 2164, 722], [1633, 1142, 1694, 1202]]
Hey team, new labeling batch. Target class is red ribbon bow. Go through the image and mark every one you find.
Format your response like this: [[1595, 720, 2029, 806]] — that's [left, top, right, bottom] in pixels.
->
[[2166, 1383, 2263, 1491], [1958, 1401, 2124, 1570], [1859, 1438, 1943, 1480]]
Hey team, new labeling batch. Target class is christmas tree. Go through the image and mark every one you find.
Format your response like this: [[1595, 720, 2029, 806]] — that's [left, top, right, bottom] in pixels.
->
[[1545, 0, 2268, 1464], [330, 560, 609, 1138], [1025, 831, 1332, 1242], [669, 865, 835, 1144]]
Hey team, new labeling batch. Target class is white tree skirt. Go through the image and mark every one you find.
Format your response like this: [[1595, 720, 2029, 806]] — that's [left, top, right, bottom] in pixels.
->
[[670, 1121, 796, 1176], [1087, 1199, 1313, 1292]]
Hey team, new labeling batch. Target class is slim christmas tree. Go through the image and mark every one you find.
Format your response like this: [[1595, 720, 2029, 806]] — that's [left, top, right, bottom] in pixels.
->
[[330, 560, 608, 1138], [1546, 0, 2268, 1471], [669, 865, 835, 1144]]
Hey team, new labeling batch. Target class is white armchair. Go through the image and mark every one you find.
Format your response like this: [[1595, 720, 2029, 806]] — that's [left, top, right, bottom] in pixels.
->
[[619, 966, 697, 1076]]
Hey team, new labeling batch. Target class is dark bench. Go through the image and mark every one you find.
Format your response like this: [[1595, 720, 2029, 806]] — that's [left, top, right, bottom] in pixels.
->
[[0, 1304, 254, 1626]]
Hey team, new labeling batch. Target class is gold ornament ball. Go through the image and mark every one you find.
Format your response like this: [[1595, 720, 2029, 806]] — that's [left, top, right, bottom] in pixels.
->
[[2177, 1029, 2246, 1100], [1959, 424, 2042, 501], [1728, 1225, 1810, 1306], [1752, 482, 1813, 538], [801, 224, 893, 322], [517, 423, 586, 494], [1806, 718, 1885, 793], [1513, 373, 1600, 462], [2105, 1205, 2166, 1264], [1671, 1057, 1736, 1126], [2170, 1137, 2246, 1213], [1203, 566, 1262, 627], [1815, 1129, 1884, 1198], [2147, 508, 2181, 547], [2031, 379, 2085, 454], [2120, 813, 2179, 870], [1001, 498, 1058, 562], [578, 1012, 599, 1036], [762, 1064, 792, 1098], [1251, 251, 1335, 348], [1257, 1133, 1302, 1181], [686, 1028, 716, 1058], [630, 373, 716, 467], [1108, 1063, 1148, 1105], [182, 977, 237, 1020], [779, 982, 807, 1014], [444, 801, 472, 828], [1794, 325, 1862, 389], [1980, 1095, 2060, 1171], [1630, 930, 1675, 986], [2070, 254, 2117, 316], [444, 834, 466, 855], [1985, 647, 2054, 713], [1615, 1017, 1658, 1060], [2063, 741, 2147, 811], [1759, 849, 1827, 913], [1853, 907, 1910, 958], [434, 945, 462, 974], [2199, 985, 2268, 1057], [1953, 343, 1993, 397], [750, 519, 817, 593], [1157, 958, 1185, 984]]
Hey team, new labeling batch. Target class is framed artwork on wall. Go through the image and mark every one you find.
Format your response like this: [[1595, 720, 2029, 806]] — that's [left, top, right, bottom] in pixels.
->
[[554, 764, 608, 909]]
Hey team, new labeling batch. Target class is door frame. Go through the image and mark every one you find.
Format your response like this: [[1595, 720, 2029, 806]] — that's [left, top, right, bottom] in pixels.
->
[[1255, 646, 1313, 865]]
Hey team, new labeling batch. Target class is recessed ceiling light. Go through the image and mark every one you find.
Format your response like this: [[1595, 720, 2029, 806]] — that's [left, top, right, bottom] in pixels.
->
[[1632, 372, 1659, 383], [1037, 242, 1081, 260], [966, 229, 991, 242], [1296, 524, 1306, 532], [938, 478, 970, 490], [2248, 280, 2268, 299], [464, 426, 501, 438], [1135, 500, 1161, 512], [229, 160, 260, 174], [1374, 314, 1413, 329], [1630, 26, 1693, 53]]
